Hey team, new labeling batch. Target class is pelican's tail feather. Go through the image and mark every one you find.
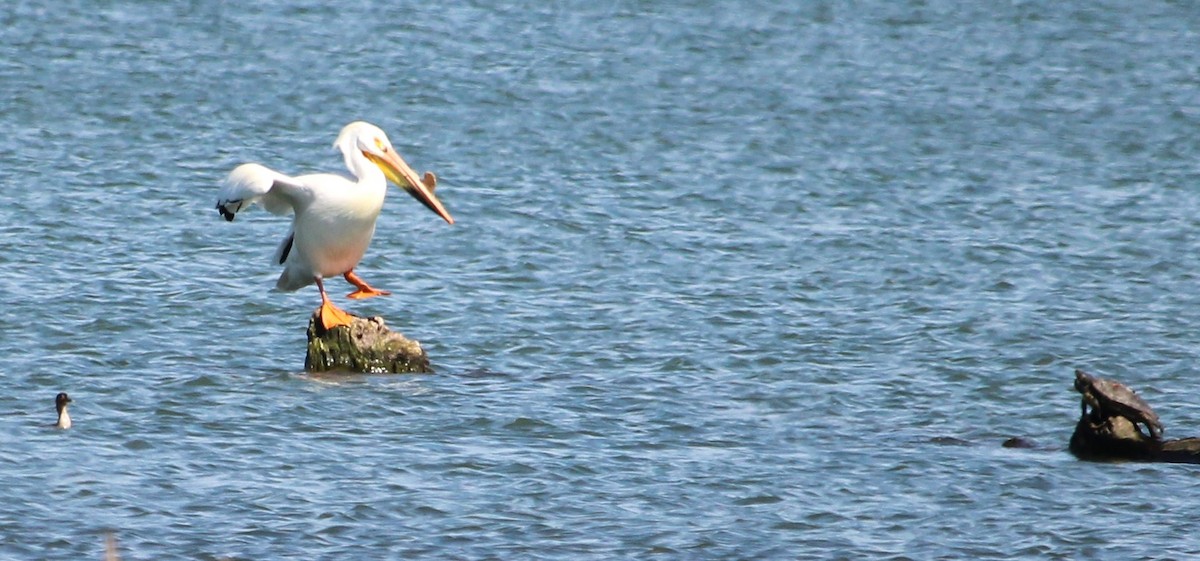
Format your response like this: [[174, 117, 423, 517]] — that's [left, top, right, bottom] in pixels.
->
[[275, 265, 314, 292]]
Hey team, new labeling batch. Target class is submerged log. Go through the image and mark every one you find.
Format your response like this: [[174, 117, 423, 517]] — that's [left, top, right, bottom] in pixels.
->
[[305, 311, 433, 374], [1069, 369, 1200, 464]]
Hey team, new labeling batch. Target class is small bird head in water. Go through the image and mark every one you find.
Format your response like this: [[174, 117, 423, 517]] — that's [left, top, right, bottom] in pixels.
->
[[54, 392, 72, 429]]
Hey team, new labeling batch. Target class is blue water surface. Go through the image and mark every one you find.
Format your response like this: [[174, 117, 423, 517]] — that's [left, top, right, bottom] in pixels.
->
[[4, 1, 1200, 559]]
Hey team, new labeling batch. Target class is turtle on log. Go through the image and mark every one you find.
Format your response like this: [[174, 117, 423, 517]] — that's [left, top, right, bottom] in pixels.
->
[[1066, 369, 1200, 463], [1074, 369, 1163, 440]]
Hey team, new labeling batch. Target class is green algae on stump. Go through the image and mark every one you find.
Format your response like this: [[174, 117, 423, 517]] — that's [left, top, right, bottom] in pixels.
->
[[305, 311, 432, 374]]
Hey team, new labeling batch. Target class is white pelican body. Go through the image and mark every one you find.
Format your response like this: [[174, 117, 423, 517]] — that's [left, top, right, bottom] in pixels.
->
[[216, 122, 453, 328], [272, 168, 386, 292]]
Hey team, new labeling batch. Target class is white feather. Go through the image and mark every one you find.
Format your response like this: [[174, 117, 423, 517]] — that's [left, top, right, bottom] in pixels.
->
[[216, 163, 308, 219]]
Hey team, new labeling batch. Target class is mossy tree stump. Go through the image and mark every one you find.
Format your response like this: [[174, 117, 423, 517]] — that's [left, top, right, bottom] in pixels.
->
[[305, 311, 433, 374]]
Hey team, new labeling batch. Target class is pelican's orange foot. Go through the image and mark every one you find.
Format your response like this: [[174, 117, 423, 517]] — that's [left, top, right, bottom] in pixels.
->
[[343, 270, 391, 300], [318, 300, 355, 331], [346, 287, 391, 300]]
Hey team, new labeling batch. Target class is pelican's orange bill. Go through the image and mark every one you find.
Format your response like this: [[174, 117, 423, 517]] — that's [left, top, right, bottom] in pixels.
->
[[366, 149, 454, 225]]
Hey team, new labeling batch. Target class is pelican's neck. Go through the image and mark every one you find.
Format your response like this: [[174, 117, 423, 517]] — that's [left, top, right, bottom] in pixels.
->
[[338, 138, 387, 188], [352, 153, 386, 188], [56, 406, 71, 429]]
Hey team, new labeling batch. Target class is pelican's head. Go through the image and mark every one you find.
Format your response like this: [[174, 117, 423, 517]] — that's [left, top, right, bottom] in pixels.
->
[[335, 121, 454, 225]]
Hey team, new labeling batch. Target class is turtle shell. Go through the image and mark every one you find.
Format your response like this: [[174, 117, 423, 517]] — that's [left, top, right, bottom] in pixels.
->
[[1075, 369, 1162, 437]]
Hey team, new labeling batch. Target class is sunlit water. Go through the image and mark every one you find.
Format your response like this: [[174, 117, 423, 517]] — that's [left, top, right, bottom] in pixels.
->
[[4, 1, 1200, 559]]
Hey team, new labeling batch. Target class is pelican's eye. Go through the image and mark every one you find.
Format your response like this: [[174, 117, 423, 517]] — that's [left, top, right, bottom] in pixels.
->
[[375, 138, 388, 152]]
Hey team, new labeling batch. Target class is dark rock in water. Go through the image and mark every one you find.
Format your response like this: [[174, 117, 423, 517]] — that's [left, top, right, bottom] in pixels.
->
[[1069, 413, 1159, 462], [1002, 437, 1037, 449], [1159, 438, 1200, 463], [305, 311, 432, 374], [929, 436, 971, 446], [1069, 369, 1200, 464]]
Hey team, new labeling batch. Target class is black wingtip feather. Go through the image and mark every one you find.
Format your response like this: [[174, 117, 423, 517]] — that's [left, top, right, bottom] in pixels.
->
[[216, 201, 237, 222]]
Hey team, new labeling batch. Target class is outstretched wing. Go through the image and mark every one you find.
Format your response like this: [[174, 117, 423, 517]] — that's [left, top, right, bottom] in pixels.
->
[[215, 163, 307, 221]]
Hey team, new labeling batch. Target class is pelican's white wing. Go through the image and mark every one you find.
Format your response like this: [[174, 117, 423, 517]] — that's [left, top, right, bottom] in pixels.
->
[[215, 163, 308, 221]]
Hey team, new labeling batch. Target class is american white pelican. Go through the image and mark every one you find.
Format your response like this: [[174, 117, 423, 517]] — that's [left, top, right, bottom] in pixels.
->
[[54, 392, 72, 429], [216, 121, 453, 330]]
